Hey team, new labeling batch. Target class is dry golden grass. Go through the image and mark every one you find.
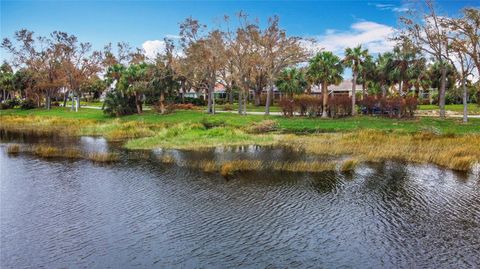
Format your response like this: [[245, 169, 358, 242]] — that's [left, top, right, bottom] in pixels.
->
[[340, 158, 359, 172], [32, 145, 60, 158], [220, 160, 263, 176], [158, 154, 175, 164], [63, 148, 83, 159], [6, 144, 20, 154], [271, 161, 336, 172], [87, 152, 119, 163], [0, 115, 92, 136], [279, 131, 480, 171]]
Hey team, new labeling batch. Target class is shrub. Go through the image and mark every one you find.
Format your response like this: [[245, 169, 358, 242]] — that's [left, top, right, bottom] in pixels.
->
[[0, 103, 10, 110], [358, 95, 378, 114], [405, 96, 418, 118], [20, 99, 36, 110], [328, 95, 352, 117], [223, 103, 233, 111], [103, 91, 136, 117], [200, 118, 225, 129], [279, 98, 295, 117], [294, 95, 322, 117], [168, 96, 206, 106], [0, 99, 19, 110], [246, 120, 278, 134], [6, 99, 20, 108]]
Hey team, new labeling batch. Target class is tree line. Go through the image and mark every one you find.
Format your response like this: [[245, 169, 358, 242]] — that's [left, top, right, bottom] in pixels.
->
[[1, 0, 479, 121]]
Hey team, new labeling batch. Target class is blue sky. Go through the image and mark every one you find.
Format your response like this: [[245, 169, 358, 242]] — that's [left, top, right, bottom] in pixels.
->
[[1, 0, 477, 61]]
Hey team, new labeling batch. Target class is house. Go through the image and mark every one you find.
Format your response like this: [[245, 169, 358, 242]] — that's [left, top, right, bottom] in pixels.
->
[[310, 81, 363, 96]]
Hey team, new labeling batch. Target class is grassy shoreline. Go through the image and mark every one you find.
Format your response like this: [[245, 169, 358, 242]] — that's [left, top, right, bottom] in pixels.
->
[[1, 107, 479, 171]]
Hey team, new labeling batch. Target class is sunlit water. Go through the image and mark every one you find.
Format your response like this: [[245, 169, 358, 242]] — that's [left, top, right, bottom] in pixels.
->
[[1, 131, 479, 268]]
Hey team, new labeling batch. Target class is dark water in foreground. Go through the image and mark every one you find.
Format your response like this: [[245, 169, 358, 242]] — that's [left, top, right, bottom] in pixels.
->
[[1, 131, 479, 268]]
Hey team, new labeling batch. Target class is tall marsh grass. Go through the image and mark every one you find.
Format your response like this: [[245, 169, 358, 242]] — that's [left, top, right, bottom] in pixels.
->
[[6, 144, 20, 154], [279, 131, 480, 171]]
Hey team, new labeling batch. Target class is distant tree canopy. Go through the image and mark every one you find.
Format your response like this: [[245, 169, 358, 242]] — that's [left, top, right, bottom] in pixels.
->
[[1, 2, 479, 121]]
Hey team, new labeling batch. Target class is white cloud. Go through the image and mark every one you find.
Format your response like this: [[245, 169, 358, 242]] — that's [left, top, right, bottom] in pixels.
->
[[142, 40, 166, 60], [370, 2, 411, 13], [311, 21, 396, 55], [165, 34, 181, 39]]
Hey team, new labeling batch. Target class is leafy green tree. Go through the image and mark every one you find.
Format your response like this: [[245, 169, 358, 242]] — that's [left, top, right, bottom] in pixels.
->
[[117, 63, 149, 114], [307, 51, 344, 117], [0, 62, 14, 101]]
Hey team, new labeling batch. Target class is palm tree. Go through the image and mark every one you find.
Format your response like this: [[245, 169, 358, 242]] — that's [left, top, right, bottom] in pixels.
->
[[376, 52, 394, 97], [343, 45, 368, 115], [390, 40, 420, 95], [307, 51, 344, 118], [275, 68, 306, 98], [359, 54, 375, 99]]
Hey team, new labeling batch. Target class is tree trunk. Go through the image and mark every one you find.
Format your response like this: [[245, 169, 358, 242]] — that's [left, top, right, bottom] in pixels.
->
[[229, 87, 234, 104], [462, 77, 468, 123], [351, 73, 357, 116], [159, 90, 165, 114], [398, 79, 403, 96], [135, 92, 142, 114], [265, 84, 272, 115], [322, 82, 328, 118], [381, 83, 386, 98], [63, 91, 68, 107], [75, 94, 80, 112], [243, 90, 247, 115], [207, 80, 214, 114], [207, 87, 213, 114], [254, 89, 261, 106], [439, 65, 447, 119], [362, 81, 366, 100], [45, 91, 51, 110], [212, 90, 216, 115], [238, 90, 243, 114], [71, 92, 75, 110]]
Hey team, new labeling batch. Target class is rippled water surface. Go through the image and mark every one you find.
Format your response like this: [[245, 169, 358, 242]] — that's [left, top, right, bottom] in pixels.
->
[[1, 131, 479, 268]]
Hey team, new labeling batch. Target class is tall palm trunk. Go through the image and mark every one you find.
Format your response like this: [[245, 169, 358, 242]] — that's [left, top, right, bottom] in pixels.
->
[[351, 72, 357, 116], [362, 80, 366, 100], [381, 83, 387, 98], [322, 82, 328, 118], [135, 92, 142, 114], [439, 65, 447, 119]]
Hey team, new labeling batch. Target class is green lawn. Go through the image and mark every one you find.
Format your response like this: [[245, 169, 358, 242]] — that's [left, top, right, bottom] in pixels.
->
[[418, 104, 480, 114], [1, 107, 479, 134]]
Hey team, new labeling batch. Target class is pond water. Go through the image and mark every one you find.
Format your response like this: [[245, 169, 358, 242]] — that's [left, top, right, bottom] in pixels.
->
[[1, 131, 479, 268]]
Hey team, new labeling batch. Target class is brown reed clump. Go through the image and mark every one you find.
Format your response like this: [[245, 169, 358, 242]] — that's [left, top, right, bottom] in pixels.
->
[[6, 144, 20, 154]]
